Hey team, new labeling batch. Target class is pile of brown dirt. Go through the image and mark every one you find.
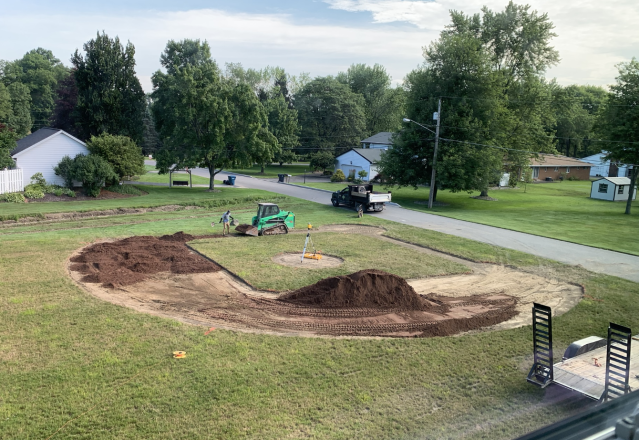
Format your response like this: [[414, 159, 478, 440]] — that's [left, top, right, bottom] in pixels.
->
[[278, 269, 431, 310], [70, 232, 222, 288]]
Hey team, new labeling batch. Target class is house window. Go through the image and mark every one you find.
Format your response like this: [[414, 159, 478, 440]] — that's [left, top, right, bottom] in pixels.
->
[[598, 183, 608, 193], [618, 185, 625, 194], [554, 167, 558, 172], [566, 167, 570, 173]]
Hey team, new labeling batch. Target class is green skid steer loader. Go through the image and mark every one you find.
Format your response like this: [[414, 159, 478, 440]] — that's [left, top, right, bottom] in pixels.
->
[[235, 203, 295, 236]]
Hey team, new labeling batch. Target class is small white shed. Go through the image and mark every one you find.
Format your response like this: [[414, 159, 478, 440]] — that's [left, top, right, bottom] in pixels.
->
[[334, 148, 383, 181], [590, 177, 637, 202], [11, 128, 89, 186]]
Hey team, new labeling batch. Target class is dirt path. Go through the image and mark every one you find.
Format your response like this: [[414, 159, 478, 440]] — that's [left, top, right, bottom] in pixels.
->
[[68, 225, 583, 338]]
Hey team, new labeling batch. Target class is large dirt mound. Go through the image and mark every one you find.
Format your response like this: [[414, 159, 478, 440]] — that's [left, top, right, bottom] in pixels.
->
[[70, 232, 222, 288], [278, 269, 430, 310]]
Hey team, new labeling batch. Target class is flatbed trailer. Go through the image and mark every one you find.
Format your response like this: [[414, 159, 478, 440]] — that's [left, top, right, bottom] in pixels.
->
[[527, 303, 636, 402], [331, 184, 391, 212]]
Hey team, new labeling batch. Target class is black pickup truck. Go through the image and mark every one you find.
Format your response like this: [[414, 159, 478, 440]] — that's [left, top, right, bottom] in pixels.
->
[[331, 184, 392, 212]]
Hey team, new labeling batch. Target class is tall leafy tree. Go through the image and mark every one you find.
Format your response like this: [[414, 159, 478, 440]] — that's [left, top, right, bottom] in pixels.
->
[[152, 39, 277, 189], [295, 77, 366, 154], [597, 58, 639, 215], [50, 70, 80, 138], [7, 83, 32, 136], [72, 32, 145, 143], [141, 95, 161, 156], [2, 48, 68, 131], [337, 63, 405, 135], [0, 123, 18, 169], [86, 133, 146, 182]]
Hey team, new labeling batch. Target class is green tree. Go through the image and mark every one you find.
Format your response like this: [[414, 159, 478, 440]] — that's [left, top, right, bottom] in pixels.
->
[[7, 82, 32, 136], [295, 77, 366, 154], [263, 94, 299, 171], [0, 123, 17, 169], [141, 95, 161, 156], [72, 32, 145, 143], [337, 64, 405, 135], [86, 133, 146, 182], [72, 154, 118, 197], [309, 150, 334, 172], [53, 155, 75, 188], [596, 58, 639, 215], [3, 48, 68, 131], [50, 70, 80, 138], [152, 39, 277, 189]]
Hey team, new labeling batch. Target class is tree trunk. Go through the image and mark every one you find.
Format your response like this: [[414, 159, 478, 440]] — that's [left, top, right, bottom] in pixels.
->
[[208, 162, 215, 190], [432, 183, 438, 203], [566, 138, 571, 156], [261, 164, 265, 174], [480, 189, 488, 197], [625, 166, 638, 215]]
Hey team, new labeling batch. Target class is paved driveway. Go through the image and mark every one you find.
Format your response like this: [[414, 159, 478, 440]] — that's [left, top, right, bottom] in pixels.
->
[[145, 161, 639, 282]]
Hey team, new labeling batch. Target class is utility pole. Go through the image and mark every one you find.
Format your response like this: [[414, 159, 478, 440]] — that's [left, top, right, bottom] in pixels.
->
[[428, 98, 442, 209]]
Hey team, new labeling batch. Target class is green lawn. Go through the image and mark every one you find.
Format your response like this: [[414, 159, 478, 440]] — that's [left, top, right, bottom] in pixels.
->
[[0, 185, 283, 221], [297, 181, 639, 255], [2, 187, 639, 439], [224, 163, 318, 178]]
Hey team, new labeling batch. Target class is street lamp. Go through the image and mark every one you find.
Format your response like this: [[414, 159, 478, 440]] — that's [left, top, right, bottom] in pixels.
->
[[403, 98, 442, 209]]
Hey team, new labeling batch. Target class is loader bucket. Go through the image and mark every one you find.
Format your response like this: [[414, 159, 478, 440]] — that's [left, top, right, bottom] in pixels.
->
[[235, 224, 259, 236]]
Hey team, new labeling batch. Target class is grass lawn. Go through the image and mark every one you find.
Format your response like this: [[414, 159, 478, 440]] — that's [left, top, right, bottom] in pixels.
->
[[0, 185, 282, 221], [296, 180, 639, 256], [3, 187, 639, 439], [224, 163, 319, 179]]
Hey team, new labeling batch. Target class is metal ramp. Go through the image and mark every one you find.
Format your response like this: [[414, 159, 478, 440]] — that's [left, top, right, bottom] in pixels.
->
[[601, 323, 632, 402], [527, 303, 554, 388]]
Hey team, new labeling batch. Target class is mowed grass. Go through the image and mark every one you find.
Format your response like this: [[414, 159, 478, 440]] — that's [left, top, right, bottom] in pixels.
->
[[191, 233, 469, 291], [298, 181, 639, 255], [135, 172, 220, 186], [3, 188, 639, 439], [225, 163, 317, 178]]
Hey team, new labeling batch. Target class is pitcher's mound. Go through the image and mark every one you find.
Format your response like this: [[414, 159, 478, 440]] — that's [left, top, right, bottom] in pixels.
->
[[272, 253, 344, 269]]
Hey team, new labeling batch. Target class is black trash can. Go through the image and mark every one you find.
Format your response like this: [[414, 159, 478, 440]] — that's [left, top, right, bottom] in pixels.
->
[[278, 174, 285, 183]]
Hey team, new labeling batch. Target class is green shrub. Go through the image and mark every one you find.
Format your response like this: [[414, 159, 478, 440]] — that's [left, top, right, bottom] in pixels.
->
[[53, 188, 64, 197], [358, 170, 368, 180], [65, 189, 76, 198], [54, 155, 76, 189], [5, 192, 26, 203], [86, 133, 145, 182], [567, 175, 580, 181], [73, 154, 118, 197], [105, 184, 142, 196], [331, 169, 346, 182], [29, 172, 47, 190], [24, 188, 45, 199]]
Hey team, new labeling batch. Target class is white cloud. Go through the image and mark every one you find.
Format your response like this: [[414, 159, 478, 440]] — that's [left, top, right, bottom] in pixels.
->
[[325, 0, 639, 86], [1, 2, 637, 93]]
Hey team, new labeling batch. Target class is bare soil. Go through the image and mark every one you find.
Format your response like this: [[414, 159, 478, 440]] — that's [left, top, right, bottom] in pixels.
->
[[272, 253, 344, 269], [68, 225, 583, 338]]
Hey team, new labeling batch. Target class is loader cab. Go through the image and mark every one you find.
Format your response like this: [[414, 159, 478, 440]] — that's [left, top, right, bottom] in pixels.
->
[[256, 203, 280, 220]]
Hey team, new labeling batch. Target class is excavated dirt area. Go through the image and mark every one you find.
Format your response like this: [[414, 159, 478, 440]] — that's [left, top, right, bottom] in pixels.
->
[[272, 253, 344, 269], [68, 225, 583, 338]]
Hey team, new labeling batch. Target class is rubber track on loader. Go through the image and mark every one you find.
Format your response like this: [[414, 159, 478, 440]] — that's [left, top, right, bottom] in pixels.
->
[[261, 224, 289, 235]]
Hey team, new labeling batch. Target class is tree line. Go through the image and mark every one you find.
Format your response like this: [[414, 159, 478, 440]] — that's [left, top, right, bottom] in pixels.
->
[[0, 1, 638, 199]]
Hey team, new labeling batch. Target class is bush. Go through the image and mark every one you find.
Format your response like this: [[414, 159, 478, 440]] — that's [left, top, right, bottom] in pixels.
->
[[53, 188, 64, 196], [5, 192, 25, 203], [65, 189, 76, 198], [86, 133, 146, 182], [309, 151, 335, 172], [24, 188, 45, 199], [54, 155, 76, 189], [567, 175, 580, 181], [357, 170, 368, 180], [105, 184, 142, 196], [73, 154, 118, 197], [29, 172, 47, 190], [352, 178, 363, 184], [331, 169, 346, 182], [323, 170, 333, 176]]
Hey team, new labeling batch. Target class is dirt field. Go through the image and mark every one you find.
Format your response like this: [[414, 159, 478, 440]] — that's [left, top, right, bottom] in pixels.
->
[[68, 225, 583, 338]]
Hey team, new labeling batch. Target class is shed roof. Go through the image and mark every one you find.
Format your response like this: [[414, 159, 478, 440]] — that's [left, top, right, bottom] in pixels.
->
[[11, 128, 61, 156], [360, 132, 394, 145], [531, 155, 591, 167], [593, 177, 632, 185]]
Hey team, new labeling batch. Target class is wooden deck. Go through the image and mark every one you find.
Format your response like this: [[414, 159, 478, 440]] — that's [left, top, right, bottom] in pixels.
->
[[553, 337, 639, 400]]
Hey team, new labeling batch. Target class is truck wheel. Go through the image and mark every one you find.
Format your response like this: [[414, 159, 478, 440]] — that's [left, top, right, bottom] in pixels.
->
[[332, 199, 339, 207]]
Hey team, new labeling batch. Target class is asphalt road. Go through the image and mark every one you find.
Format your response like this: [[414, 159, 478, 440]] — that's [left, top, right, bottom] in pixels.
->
[[146, 161, 639, 283]]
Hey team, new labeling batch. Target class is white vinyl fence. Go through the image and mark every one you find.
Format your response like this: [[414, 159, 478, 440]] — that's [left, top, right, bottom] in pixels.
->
[[0, 169, 24, 194]]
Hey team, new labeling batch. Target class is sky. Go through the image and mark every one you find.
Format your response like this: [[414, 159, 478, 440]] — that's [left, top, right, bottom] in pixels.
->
[[1, 0, 637, 92]]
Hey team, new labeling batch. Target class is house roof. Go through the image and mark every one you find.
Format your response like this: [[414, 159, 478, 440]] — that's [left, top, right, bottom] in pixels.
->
[[360, 132, 393, 145], [593, 177, 632, 185], [336, 148, 384, 164], [530, 155, 592, 167], [11, 128, 62, 156]]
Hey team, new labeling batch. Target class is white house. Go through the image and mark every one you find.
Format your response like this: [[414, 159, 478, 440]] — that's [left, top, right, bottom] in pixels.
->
[[360, 132, 393, 150], [334, 148, 383, 181], [590, 177, 637, 202], [10, 128, 89, 186], [580, 152, 629, 178]]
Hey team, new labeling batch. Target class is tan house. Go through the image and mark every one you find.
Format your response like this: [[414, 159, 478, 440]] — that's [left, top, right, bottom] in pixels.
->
[[530, 155, 592, 181]]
